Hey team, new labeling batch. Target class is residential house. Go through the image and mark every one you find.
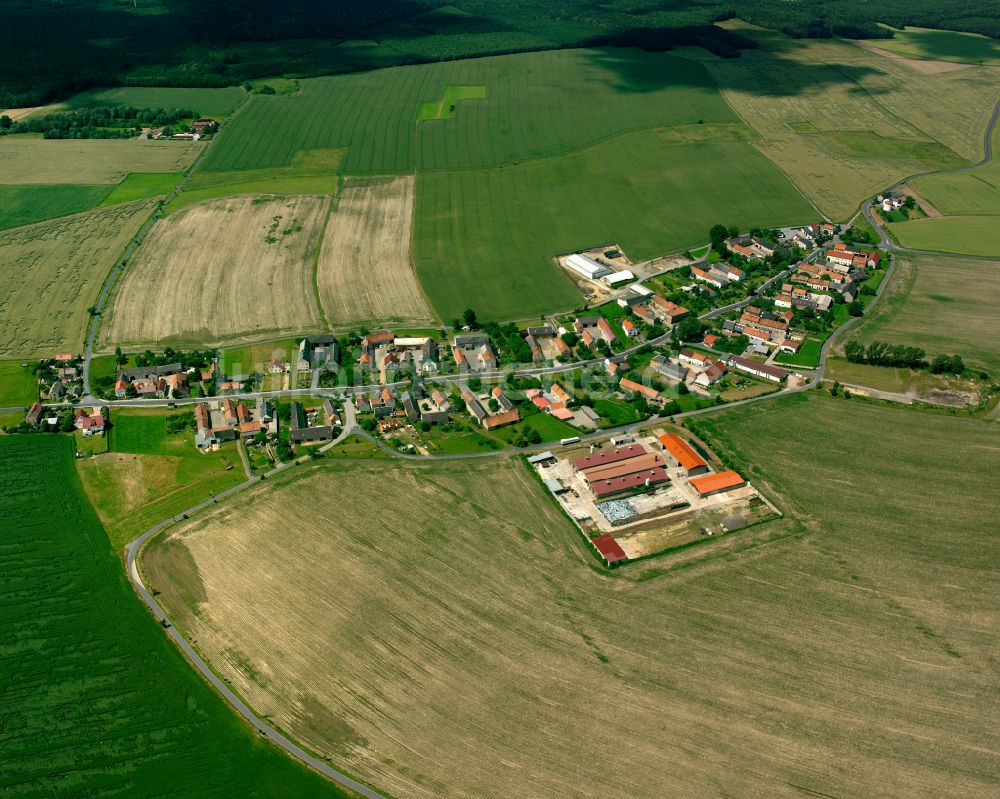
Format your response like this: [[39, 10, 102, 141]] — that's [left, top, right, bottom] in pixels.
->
[[25, 402, 43, 427], [621, 318, 638, 339], [678, 348, 713, 368], [650, 295, 690, 323], [297, 334, 338, 372], [694, 361, 726, 388]]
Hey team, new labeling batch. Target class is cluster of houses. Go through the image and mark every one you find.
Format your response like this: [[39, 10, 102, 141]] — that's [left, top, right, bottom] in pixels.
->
[[524, 326, 570, 362], [358, 331, 438, 380], [115, 362, 192, 399], [37, 354, 84, 402], [451, 334, 495, 371], [691, 262, 744, 289], [142, 119, 218, 141], [526, 383, 601, 429], [194, 398, 278, 448], [289, 399, 338, 444], [784, 222, 837, 250], [23, 402, 107, 436], [461, 386, 521, 430], [647, 340, 788, 392], [725, 235, 775, 260], [877, 192, 908, 214]]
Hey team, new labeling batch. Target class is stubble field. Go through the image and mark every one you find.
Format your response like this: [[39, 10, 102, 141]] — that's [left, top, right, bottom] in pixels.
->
[[841, 255, 1000, 375], [0, 200, 155, 357], [146, 393, 999, 799], [103, 195, 329, 347], [701, 22, 1000, 219], [317, 176, 434, 327], [0, 138, 202, 184]]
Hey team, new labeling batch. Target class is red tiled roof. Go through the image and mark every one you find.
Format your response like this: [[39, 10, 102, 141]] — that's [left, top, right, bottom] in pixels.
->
[[591, 468, 670, 498], [571, 444, 646, 470]]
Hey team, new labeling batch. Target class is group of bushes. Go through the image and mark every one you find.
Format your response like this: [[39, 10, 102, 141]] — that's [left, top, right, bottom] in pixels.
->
[[845, 340, 966, 375]]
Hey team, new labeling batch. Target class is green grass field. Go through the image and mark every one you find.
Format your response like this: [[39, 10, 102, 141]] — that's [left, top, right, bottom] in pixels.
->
[[56, 85, 247, 117], [773, 336, 823, 367], [870, 25, 1000, 65], [0, 183, 113, 229], [146, 394, 1000, 799], [76, 408, 245, 547], [221, 337, 298, 377], [842, 254, 1000, 375], [886, 216, 999, 256], [0, 358, 38, 405], [413, 127, 813, 320], [417, 84, 486, 120], [0, 435, 355, 798], [99, 171, 183, 205], [907, 126, 1000, 216]]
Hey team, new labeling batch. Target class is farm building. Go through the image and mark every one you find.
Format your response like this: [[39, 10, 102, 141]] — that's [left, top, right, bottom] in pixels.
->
[[566, 253, 611, 280], [695, 361, 726, 388], [603, 270, 635, 287], [590, 468, 670, 499], [583, 453, 665, 483], [591, 533, 628, 566], [658, 433, 709, 476], [723, 355, 788, 383], [689, 470, 747, 497], [571, 444, 646, 471]]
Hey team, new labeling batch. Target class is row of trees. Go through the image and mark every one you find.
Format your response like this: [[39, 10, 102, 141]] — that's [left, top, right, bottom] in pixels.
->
[[0, 105, 198, 139], [845, 341, 965, 375]]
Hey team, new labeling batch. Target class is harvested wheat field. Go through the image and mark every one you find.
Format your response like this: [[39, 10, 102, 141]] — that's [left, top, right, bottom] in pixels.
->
[[317, 176, 434, 327], [0, 138, 202, 184], [104, 195, 329, 347], [145, 400, 998, 799], [0, 200, 155, 357]]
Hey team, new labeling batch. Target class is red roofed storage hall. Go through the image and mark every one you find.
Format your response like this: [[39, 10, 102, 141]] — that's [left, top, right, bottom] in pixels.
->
[[571, 444, 645, 471], [657, 433, 709, 476], [591, 534, 628, 565]]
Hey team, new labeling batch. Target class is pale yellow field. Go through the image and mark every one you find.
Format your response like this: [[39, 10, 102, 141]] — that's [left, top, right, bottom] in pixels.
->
[[0, 200, 155, 357], [0, 138, 202, 184], [317, 176, 434, 327], [146, 435, 998, 799], [702, 23, 1000, 219], [103, 195, 329, 346]]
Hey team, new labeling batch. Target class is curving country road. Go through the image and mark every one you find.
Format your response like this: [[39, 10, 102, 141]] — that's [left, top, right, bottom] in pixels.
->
[[861, 97, 1000, 259]]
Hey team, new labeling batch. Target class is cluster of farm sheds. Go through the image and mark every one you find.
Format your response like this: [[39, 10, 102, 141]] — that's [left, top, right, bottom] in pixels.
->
[[529, 431, 763, 566]]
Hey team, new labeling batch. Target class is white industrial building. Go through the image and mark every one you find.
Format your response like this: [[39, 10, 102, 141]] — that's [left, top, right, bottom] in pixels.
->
[[603, 270, 635, 287], [566, 253, 611, 279]]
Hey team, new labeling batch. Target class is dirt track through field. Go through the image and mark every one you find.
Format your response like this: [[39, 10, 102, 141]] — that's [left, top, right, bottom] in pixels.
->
[[317, 176, 434, 327], [104, 195, 328, 346]]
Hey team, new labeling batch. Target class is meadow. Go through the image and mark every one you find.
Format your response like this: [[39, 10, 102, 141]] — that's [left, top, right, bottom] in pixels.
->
[[0, 137, 202, 184], [0, 183, 112, 229], [841, 254, 1000, 375], [413, 126, 813, 320], [886, 216, 999, 256], [221, 337, 299, 377], [103, 195, 329, 347], [0, 200, 155, 358], [77, 408, 244, 548], [317, 176, 435, 327], [0, 359, 38, 406], [98, 171, 184, 205], [0, 434, 357, 798], [700, 21, 1000, 219], [145, 393, 999, 799]]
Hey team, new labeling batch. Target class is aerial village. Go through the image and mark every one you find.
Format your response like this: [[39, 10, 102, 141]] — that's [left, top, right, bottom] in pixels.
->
[[11, 218, 891, 563]]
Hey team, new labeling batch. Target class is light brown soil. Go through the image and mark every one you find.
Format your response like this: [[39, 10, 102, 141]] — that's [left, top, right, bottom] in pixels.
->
[[317, 176, 434, 327], [899, 183, 944, 217], [103, 195, 329, 346]]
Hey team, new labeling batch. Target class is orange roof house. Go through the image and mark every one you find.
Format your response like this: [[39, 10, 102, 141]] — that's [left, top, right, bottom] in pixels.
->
[[689, 470, 746, 497]]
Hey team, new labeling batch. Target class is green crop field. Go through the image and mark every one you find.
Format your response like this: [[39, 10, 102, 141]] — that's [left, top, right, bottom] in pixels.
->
[[0, 358, 38, 406], [0, 435, 356, 798], [869, 25, 1000, 65], [99, 171, 184, 205], [55, 85, 247, 117], [200, 49, 736, 176], [145, 393, 999, 799], [0, 200, 155, 358], [886, 216, 999, 256], [413, 127, 813, 320], [842, 254, 1000, 375], [0, 184, 113, 229]]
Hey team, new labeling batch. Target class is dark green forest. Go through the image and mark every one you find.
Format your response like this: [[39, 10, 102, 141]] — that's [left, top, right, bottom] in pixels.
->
[[2, 0, 998, 107]]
